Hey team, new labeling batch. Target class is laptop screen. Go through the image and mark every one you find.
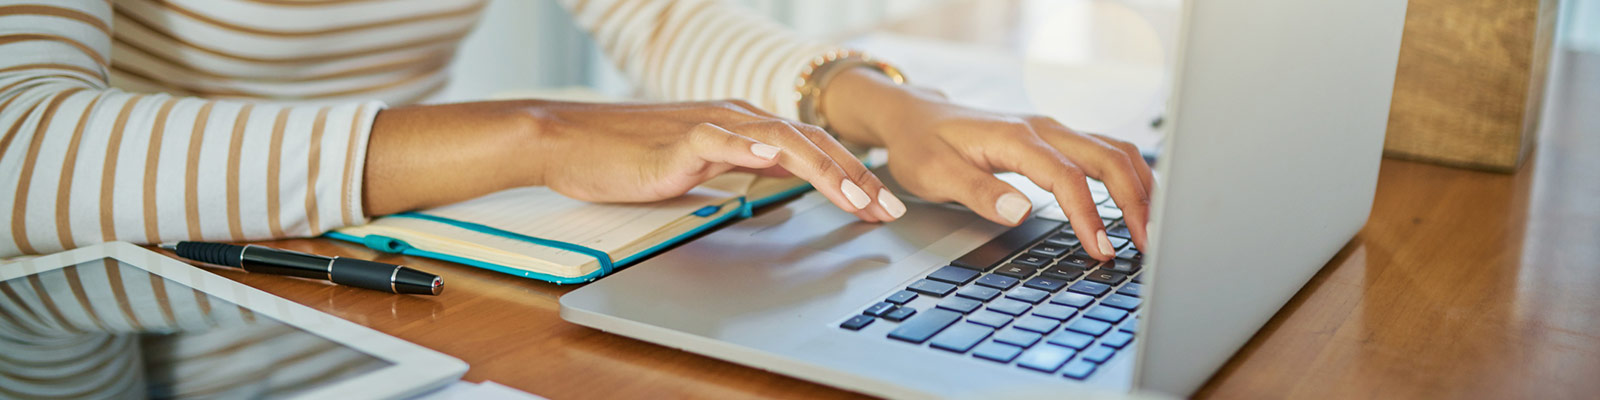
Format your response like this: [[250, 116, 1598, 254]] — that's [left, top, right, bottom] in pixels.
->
[[0, 258, 391, 399]]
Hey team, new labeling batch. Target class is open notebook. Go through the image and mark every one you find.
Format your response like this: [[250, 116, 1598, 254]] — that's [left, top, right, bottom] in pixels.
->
[[325, 172, 817, 283]]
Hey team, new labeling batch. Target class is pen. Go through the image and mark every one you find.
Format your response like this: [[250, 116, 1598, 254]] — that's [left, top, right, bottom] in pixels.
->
[[159, 241, 442, 295]]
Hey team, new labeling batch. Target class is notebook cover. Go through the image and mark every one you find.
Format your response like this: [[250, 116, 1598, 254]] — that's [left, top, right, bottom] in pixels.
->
[[324, 186, 810, 284]]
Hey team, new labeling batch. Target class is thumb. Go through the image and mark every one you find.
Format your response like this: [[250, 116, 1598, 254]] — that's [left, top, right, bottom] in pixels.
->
[[907, 159, 1034, 227]]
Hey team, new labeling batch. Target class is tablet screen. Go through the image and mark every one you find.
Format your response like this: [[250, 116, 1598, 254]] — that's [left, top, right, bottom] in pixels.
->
[[0, 258, 392, 399]]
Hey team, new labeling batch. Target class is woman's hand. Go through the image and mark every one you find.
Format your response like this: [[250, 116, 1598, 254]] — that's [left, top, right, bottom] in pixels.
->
[[364, 99, 903, 222], [822, 68, 1155, 260]]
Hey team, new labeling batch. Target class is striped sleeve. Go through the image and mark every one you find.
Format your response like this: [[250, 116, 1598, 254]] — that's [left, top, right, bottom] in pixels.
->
[[0, 0, 383, 258], [558, 0, 839, 120]]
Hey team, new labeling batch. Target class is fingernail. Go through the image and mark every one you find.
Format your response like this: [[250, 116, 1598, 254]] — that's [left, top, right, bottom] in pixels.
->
[[1097, 230, 1115, 256], [750, 143, 780, 160], [878, 188, 906, 219], [840, 180, 870, 210], [995, 193, 1030, 224]]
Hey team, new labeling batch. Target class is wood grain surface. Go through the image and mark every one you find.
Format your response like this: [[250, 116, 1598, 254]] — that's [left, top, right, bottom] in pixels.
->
[[1383, 0, 1557, 171]]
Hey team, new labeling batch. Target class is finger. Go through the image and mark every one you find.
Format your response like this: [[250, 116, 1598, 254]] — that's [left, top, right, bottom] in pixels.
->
[[1089, 134, 1156, 250], [1037, 126, 1153, 252], [786, 122, 905, 221], [973, 124, 1114, 260], [724, 120, 880, 220], [718, 100, 902, 220], [685, 123, 782, 170], [1094, 134, 1157, 195], [899, 151, 1033, 227]]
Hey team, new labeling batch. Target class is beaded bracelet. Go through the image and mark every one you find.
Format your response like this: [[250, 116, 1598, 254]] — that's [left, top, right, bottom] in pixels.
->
[[795, 50, 907, 134]]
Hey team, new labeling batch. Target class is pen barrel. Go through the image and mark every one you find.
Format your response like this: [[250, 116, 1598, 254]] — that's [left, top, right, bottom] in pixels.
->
[[328, 258, 440, 295], [240, 246, 334, 280]]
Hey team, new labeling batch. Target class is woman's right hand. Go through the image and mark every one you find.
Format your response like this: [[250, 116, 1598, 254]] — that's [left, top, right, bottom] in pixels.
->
[[363, 99, 903, 222]]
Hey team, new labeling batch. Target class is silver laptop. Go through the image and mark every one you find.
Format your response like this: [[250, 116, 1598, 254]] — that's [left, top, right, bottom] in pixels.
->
[[560, 0, 1408, 397]]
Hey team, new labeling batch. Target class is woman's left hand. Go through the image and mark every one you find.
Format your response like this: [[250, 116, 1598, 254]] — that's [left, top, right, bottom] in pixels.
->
[[821, 68, 1156, 261]]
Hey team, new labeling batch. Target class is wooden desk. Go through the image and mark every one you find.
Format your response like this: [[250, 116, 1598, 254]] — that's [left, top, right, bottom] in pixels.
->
[[194, 11, 1600, 400]]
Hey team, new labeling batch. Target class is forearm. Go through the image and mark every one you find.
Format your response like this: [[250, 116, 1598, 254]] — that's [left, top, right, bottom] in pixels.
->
[[363, 101, 547, 216], [820, 67, 950, 148]]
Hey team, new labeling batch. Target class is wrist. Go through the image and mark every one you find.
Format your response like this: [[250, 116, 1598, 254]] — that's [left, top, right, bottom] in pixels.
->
[[820, 67, 945, 147]]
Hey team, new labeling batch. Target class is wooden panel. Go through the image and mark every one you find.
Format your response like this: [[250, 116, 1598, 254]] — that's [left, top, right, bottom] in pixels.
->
[[1383, 0, 1557, 172]]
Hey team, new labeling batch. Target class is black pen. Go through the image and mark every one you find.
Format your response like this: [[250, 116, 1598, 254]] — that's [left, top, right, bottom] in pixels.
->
[[159, 241, 442, 295]]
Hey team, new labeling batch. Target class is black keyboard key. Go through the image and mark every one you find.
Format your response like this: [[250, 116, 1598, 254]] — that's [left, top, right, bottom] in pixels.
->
[[1068, 281, 1112, 297], [955, 285, 1002, 302], [907, 279, 957, 297], [1107, 236, 1130, 250], [882, 307, 917, 322], [1043, 233, 1080, 248], [1013, 315, 1059, 334], [1102, 293, 1142, 310], [993, 327, 1043, 348], [936, 297, 983, 314], [1115, 282, 1142, 297], [1107, 223, 1131, 239], [967, 310, 1013, 328], [1103, 258, 1141, 274], [1006, 287, 1050, 304], [972, 341, 1024, 363], [1031, 304, 1078, 321], [1055, 252, 1098, 269], [1084, 306, 1129, 323], [1097, 205, 1123, 220], [1016, 344, 1077, 373], [1045, 330, 1096, 350], [1049, 292, 1095, 308], [1066, 318, 1113, 336], [1115, 247, 1141, 261], [975, 274, 1020, 290], [951, 218, 1062, 271], [1011, 253, 1051, 267], [1027, 243, 1070, 258], [1084, 270, 1127, 286], [1023, 276, 1070, 293], [1102, 331, 1134, 349], [885, 290, 919, 305], [840, 315, 874, 331], [987, 298, 1032, 316], [1040, 265, 1085, 281], [1132, 273, 1143, 284], [1081, 346, 1116, 364], [1061, 359, 1098, 380], [864, 302, 896, 317], [926, 265, 980, 285], [929, 323, 995, 353], [887, 308, 962, 344], [1120, 319, 1138, 333], [994, 263, 1037, 279]]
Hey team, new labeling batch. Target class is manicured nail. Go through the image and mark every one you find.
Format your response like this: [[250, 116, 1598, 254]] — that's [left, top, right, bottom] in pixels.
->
[[1097, 230, 1115, 256], [878, 188, 906, 219], [995, 193, 1030, 224], [750, 143, 780, 160], [841, 180, 870, 210]]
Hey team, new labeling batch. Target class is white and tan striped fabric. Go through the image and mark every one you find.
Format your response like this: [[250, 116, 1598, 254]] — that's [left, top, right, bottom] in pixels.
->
[[1, 0, 841, 259]]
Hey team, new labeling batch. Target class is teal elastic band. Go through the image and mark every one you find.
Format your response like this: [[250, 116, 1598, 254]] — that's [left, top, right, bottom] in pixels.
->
[[389, 212, 618, 275]]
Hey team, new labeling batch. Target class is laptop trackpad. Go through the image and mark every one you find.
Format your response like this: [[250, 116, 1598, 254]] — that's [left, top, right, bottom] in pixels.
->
[[743, 194, 980, 263]]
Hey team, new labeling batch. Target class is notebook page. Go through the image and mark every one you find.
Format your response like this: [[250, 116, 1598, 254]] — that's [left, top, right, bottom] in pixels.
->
[[420, 185, 739, 258]]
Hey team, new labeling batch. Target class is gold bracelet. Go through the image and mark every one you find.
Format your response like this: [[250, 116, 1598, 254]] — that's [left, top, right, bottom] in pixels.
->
[[795, 50, 907, 133]]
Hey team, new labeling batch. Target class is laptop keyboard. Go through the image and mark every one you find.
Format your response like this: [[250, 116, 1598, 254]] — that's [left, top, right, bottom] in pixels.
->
[[839, 197, 1141, 381]]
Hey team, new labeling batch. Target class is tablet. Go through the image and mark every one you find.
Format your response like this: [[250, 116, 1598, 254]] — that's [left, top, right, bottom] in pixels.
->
[[0, 242, 467, 399]]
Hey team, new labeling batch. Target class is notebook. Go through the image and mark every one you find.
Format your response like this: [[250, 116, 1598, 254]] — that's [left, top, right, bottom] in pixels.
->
[[325, 171, 823, 284]]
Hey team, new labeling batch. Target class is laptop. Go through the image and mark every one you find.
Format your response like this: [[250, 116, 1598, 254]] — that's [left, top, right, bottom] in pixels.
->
[[560, 0, 1408, 397]]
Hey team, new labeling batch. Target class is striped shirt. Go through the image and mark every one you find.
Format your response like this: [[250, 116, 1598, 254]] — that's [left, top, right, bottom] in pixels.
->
[[1, 0, 840, 258]]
